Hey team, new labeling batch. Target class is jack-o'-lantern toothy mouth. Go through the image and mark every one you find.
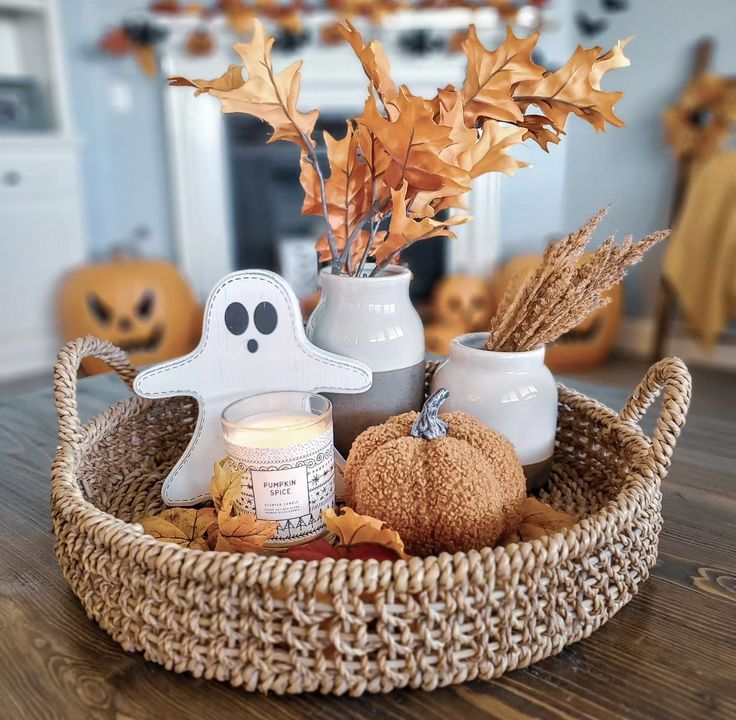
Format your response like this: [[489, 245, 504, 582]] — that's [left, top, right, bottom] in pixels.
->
[[115, 323, 165, 354]]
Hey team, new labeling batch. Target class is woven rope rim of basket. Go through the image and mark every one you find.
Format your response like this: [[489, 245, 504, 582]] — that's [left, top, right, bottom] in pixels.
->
[[51, 336, 692, 592]]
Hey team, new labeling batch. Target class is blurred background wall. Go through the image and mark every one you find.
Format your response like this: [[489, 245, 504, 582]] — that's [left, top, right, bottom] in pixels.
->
[[565, 0, 736, 320], [58, 0, 172, 258]]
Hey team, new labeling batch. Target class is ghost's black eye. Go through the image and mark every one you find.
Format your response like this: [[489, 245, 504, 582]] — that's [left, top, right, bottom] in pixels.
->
[[136, 290, 155, 319], [254, 301, 277, 335], [87, 293, 112, 325], [224, 302, 249, 335]]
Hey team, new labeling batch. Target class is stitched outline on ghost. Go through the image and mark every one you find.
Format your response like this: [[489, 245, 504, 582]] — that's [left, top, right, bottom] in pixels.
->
[[134, 271, 371, 504]]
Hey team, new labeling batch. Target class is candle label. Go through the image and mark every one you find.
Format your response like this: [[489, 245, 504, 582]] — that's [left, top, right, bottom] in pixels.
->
[[226, 426, 334, 545]]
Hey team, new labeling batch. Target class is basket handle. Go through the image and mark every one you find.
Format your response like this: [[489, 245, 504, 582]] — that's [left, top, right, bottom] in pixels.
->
[[54, 336, 139, 445], [619, 357, 692, 476]]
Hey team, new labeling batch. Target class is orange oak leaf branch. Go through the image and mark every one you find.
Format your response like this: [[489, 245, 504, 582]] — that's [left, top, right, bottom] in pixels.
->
[[170, 20, 630, 275]]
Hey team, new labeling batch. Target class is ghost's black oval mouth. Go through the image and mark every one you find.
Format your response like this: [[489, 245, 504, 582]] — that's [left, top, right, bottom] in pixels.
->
[[247, 339, 258, 353]]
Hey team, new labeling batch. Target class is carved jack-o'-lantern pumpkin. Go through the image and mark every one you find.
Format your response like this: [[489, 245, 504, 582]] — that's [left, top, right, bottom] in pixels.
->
[[58, 256, 202, 374], [491, 254, 623, 372], [431, 275, 493, 332]]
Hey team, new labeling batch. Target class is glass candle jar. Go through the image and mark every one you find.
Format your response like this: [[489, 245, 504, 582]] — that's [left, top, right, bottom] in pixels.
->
[[221, 391, 334, 546]]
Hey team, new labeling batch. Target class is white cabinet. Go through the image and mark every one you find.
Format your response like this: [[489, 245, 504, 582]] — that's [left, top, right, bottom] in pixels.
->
[[0, 0, 87, 380], [0, 137, 86, 379]]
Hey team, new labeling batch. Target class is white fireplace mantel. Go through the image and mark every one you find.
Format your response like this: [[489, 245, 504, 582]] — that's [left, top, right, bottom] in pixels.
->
[[160, 28, 501, 298]]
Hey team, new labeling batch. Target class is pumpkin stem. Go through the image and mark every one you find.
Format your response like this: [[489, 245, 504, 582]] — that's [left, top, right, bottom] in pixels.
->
[[411, 388, 449, 440]]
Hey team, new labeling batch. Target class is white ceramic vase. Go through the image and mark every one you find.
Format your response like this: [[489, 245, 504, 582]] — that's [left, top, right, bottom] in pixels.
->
[[307, 265, 425, 456], [430, 331, 558, 489]]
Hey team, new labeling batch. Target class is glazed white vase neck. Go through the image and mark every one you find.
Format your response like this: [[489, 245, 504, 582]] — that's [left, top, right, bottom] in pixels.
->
[[448, 332, 546, 371], [319, 264, 412, 300]]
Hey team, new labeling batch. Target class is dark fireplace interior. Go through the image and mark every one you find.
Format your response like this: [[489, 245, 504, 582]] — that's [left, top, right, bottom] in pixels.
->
[[226, 114, 446, 302]]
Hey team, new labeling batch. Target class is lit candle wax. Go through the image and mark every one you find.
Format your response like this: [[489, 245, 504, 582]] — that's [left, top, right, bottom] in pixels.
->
[[226, 411, 330, 448], [221, 392, 334, 546]]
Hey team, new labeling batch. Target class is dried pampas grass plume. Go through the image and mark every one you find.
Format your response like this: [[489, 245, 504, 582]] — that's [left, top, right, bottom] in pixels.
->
[[486, 209, 668, 352]]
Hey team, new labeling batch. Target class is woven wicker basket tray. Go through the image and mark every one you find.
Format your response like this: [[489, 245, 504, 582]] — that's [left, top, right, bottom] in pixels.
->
[[51, 337, 692, 696]]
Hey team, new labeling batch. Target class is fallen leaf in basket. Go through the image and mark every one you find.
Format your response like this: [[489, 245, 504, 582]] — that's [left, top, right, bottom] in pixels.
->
[[323, 507, 411, 559], [215, 513, 278, 553], [141, 507, 217, 551], [344, 543, 406, 561], [284, 538, 343, 561], [501, 497, 577, 544], [210, 458, 243, 517], [285, 537, 404, 562]]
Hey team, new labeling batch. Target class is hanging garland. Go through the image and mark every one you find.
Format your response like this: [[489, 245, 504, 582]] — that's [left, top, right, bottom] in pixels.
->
[[98, 0, 553, 76], [663, 73, 736, 161]]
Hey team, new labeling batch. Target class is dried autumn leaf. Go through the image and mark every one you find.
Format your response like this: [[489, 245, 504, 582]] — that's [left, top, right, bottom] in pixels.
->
[[518, 114, 564, 152], [354, 119, 392, 214], [215, 512, 278, 553], [338, 21, 398, 107], [344, 543, 404, 561], [435, 89, 478, 161], [302, 123, 379, 265], [285, 538, 402, 562], [315, 230, 387, 265], [169, 64, 244, 96], [141, 507, 217, 551], [589, 38, 632, 91], [514, 41, 630, 134], [284, 538, 343, 561], [436, 93, 529, 179], [462, 120, 530, 178], [323, 506, 411, 559], [170, 20, 318, 150], [358, 91, 470, 199], [460, 25, 545, 127], [376, 181, 470, 266], [323, 124, 371, 240], [210, 459, 243, 517], [502, 497, 577, 544]]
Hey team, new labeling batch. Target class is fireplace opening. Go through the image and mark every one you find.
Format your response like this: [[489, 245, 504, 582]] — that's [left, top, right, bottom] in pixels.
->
[[226, 114, 446, 302]]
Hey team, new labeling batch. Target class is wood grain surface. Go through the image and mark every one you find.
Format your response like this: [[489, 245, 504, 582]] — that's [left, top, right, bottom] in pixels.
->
[[0, 370, 734, 720]]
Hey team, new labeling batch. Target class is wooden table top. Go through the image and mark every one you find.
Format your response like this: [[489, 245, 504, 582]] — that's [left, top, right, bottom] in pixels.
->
[[1, 371, 734, 720]]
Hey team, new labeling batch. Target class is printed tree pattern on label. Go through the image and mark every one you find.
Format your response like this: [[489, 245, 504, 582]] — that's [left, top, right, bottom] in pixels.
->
[[226, 427, 335, 544]]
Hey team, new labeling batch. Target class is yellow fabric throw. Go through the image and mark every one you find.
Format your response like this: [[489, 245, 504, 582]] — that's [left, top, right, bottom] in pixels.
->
[[664, 150, 736, 348]]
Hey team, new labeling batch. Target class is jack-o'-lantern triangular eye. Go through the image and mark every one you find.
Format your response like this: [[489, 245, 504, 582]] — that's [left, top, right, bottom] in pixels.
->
[[87, 293, 112, 325], [136, 290, 155, 319]]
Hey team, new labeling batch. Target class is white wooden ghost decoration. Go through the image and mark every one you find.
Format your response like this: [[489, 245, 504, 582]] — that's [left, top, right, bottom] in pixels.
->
[[134, 270, 372, 506]]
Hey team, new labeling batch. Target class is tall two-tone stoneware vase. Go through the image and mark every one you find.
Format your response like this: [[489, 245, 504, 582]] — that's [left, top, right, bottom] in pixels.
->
[[307, 265, 425, 457]]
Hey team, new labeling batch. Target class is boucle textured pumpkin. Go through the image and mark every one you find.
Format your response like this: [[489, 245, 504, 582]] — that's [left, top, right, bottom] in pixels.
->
[[345, 389, 526, 556]]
